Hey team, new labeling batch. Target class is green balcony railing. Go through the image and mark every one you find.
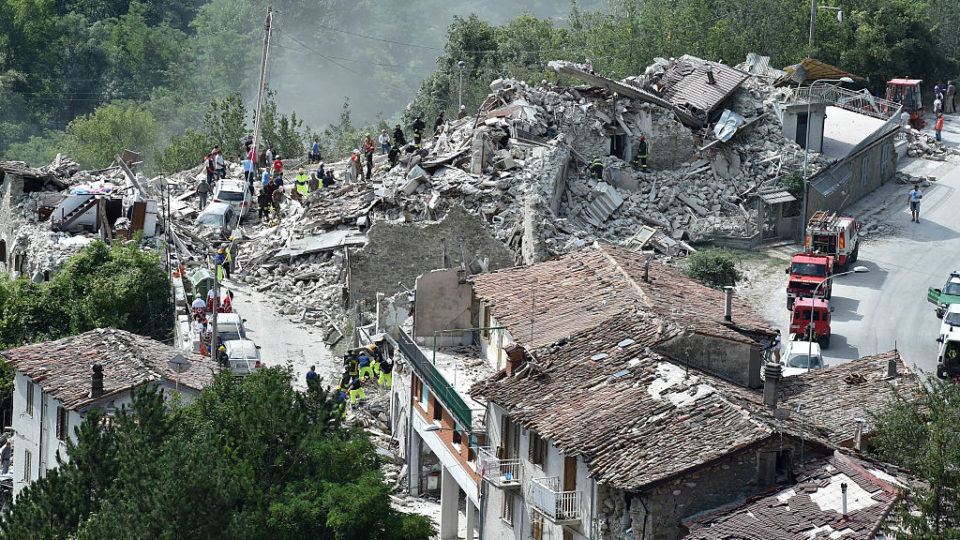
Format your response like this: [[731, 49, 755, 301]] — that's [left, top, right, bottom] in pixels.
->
[[397, 328, 472, 429]]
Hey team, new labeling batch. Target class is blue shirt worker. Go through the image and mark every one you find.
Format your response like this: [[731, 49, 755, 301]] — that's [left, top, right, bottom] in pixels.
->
[[306, 365, 319, 386]]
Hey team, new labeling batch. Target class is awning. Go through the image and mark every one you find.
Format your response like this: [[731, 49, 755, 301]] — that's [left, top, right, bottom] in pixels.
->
[[778, 58, 864, 86]]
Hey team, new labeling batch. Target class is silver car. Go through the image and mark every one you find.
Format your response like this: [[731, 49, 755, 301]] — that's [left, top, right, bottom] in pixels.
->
[[224, 339, 262, 376]]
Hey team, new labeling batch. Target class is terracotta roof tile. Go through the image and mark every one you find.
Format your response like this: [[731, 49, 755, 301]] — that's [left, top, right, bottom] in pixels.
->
[[2, 328, 217, 410]]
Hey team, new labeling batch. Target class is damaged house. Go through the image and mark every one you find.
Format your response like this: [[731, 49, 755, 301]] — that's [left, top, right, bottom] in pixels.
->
[[384, 243, 918, 540]]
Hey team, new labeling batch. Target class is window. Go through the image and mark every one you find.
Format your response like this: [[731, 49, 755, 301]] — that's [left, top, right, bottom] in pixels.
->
[[529, 430, 547, 467], [860, 154, 870, 186], [432, 397, 443, 422], [452, 429, 462, 446], [881, 143, 890, 178], [56, 407, 68, 441], [22, 449, 31, 483], [25, 382, 34, 416], [501, 492, 514, 525], [531, 508, 545, 539]]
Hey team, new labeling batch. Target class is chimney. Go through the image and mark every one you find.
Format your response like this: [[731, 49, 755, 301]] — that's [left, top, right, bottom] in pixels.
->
[[853, 418, 866, 451], [763, 363, 782, 407], [723, 286, 733, 322], [887, 355, 898, 378], [91, 364, 104, 398], [643, 257, 651, 283], [504, 343, 526, 376], [841, 482, 848, 518], [705, 65, 716, 85]]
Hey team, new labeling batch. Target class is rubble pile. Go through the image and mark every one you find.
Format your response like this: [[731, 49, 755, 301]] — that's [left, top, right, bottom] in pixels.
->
[[902, 125, 959, 160]]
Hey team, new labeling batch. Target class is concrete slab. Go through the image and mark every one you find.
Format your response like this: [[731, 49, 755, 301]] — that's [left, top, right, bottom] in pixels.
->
[[822, 106, 888, 159]]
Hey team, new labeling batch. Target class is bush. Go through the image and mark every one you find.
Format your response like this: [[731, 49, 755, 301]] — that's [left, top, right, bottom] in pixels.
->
[[685, 249, 742, 289]]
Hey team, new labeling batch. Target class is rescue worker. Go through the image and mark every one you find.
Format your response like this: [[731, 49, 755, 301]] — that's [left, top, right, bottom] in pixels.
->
[[632, 135, 649, 171], [191, 296, 206, 319], [358, 351, 374, 382], [412, 115, 425, 149], [272, 177, 284, 220], [308, 172, 319, 192], [221, 290, 233, 314], [306, 365, 319, 386], [393, 124, 407, 147], [310, 138, 321, 164], [349, 149, 364, 182], [295, 168, 310, 197], [272, 154, 283, 176], [334, 384, 348, 418], [348, 375, 365, 404], [344, 351, 360, 380], [217, 345, 229, 367], [457, 104, 467, 120], [378, 357, 393, 388], [257, 189, 271, 222], [388, 144, 400, 167], [206, 287, 219, 313], [588, 158, 605, 181], [433, 111, 445, 137], [215, 248, 227, 281], [362, 133, 375, 179], [322, 169, 336, 188], [936, 113, 944, 142]]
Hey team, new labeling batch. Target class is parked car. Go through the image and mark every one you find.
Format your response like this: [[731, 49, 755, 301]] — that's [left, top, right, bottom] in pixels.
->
[[937, 327, 960, 380], [196, 202, 236, 238], [213, 312, 246, 342], [782, 341, 824, 377], [224, 339, 261, 376], [213, 178, 251, 217]]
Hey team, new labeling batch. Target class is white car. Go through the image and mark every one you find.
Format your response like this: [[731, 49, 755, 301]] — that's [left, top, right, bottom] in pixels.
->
[[939, 304, 960, 341], [213, 312, 247, 342], [224, 339, 262, 376], [212, 178, 251, 218], [782, 341, 824, 377]]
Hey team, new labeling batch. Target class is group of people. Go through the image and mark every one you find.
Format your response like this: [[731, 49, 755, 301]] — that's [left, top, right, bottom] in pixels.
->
[[588, 135, 651, 180], [306, 344, 394, 417], [191, 287, 234, 355], [933, 81, 957, 115]]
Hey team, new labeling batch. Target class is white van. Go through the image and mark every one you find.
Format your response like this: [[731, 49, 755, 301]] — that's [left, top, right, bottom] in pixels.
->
[[937, 328, 960, 380], [213, 179, 251, 217]]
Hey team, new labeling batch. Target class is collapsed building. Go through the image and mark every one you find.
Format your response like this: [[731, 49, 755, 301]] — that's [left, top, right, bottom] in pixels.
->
[[0, 155, 161, 282]]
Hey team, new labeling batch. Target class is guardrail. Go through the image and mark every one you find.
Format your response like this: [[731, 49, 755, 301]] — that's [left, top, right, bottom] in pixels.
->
[[530, 476, 582, 523], [791, 86, 901, 121], [478, 447, 521, 488], [397, 327, 472, 429]]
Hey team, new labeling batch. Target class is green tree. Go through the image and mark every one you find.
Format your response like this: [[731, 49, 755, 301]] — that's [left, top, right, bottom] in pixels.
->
[[1, 368, 435, 539], [684, 249, 743, 289], [65, 100, 159, 168], [872, 376, 960, 538]]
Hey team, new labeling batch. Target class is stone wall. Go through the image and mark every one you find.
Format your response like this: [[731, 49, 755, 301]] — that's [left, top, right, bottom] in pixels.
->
[[656, 333, 762, 389], [413, 269, 473, 339], [348, 205, 514, 306], [598, 437, 830, 539]]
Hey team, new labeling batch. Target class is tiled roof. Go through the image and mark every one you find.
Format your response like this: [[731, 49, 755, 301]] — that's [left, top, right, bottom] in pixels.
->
[[2, 328, 217, 410], [471, 317, 804, 491], [470, 243, 772, 349], [777, 350, 920, 447], [685, 451, 913, 539], [656, 55, 749, 121]]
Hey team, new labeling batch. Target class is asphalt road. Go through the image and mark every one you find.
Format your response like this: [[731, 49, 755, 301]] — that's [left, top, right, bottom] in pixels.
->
[[822, 159, 960, 374]]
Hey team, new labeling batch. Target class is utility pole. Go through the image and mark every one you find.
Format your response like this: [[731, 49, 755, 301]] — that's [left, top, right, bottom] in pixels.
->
[[252, 6, 274, 170], [210, 251, 220, 374], [808, 0, 817, 50]]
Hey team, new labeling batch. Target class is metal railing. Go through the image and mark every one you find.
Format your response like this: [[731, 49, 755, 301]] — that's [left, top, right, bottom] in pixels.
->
[[530, 476, 582, 523], [791, 86, 901, 121], [478, 448, 521, 487], [397, 327, 472, 429]]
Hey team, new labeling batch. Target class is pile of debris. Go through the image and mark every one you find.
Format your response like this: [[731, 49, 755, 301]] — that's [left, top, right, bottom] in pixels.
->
[[902, 125, 958, 160]]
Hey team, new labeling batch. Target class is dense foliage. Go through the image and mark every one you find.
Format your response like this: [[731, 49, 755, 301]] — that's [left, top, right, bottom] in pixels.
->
[[684, 249, 743, 289], [0, 240, 173, 347], [0, 368, 434, 539], [872, 377, 960, 538]]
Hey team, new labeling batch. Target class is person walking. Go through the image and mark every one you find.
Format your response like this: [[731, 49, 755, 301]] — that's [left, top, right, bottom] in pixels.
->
[[242, 156, 255, 184], [936, 113, 944, 142], [378, 129, 391, 154], [221, 290, 233, 313], [393, 124, 407, 147], [908, 184, 923, 223], [196, 180, 210, 209], [377, 358, 393, 388], [272, 155, 283, 177], [632, 135, 649, 171], [947, 81, 957, 114]]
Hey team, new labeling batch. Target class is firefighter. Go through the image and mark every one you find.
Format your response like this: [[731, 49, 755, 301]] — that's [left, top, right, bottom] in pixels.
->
[[412, 115, 425, 149], [588, 158, 605, 181], [632, 135, 649, 171], [378, 358, 393, 388], [348, 376, 366, 404]]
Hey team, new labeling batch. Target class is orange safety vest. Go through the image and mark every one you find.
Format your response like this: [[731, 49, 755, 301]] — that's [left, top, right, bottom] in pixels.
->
[[936, 117, 944, 130]]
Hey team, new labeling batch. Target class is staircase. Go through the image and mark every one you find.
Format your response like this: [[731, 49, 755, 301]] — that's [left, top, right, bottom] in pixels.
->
[[52, 196, 98, 231]]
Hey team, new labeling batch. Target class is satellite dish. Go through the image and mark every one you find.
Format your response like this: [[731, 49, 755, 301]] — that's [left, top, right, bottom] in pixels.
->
[[837, 10, 843, 22], [168, 354, 191, 374]]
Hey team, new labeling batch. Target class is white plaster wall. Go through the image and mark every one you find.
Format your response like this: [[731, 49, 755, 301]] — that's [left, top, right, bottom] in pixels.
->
[[479, 310, 512, 371]]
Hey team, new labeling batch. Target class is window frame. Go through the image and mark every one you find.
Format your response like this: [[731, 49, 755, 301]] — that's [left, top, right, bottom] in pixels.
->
[[22, 449, 31, 483], [56, 406, 68, 441], [529, 430, 547, 468], [25, 382, 34, 416], [501, 492, 514, 526]]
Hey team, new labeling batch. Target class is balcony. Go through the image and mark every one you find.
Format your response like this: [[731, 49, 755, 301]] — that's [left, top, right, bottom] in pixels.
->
[[530, 476, 582, 525], [478, 448, 521, 489]]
